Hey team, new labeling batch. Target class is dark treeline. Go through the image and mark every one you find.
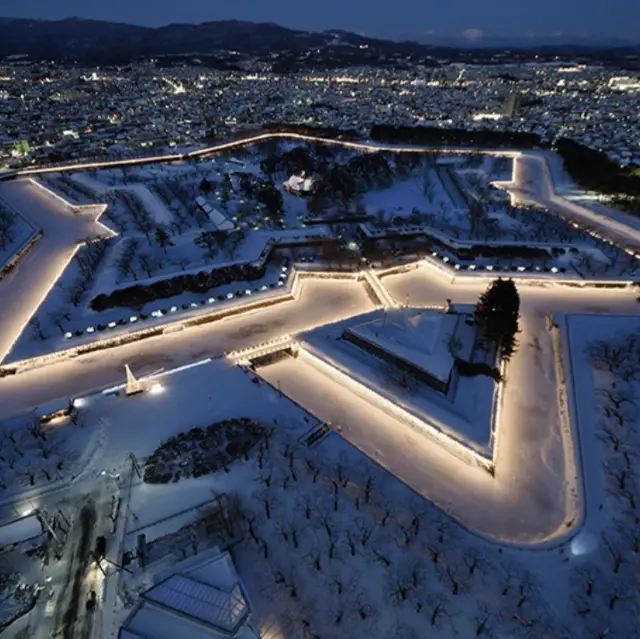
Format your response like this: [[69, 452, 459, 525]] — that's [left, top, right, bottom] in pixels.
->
[[554, 137, 640, 197], [261, 123, 361, 140], [370, 125, 543, 149], [90, 263, 266, 311]]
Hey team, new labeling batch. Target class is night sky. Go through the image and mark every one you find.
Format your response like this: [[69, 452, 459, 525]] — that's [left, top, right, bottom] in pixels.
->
[[1, 0, 639, 42]]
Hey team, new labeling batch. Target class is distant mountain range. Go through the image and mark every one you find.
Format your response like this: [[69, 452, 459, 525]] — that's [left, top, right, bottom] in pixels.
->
[[398, 31, 639, 50], [0, 17, 638, 67]]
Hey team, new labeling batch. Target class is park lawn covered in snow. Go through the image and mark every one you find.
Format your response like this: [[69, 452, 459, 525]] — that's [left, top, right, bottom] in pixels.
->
[[361, 169, 456, 220], [0, 407, 98, 512]]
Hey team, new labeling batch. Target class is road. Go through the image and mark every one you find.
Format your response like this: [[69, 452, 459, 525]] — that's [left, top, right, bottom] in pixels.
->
[[0, 179, 114, 363], [35, 482, 113, 639]]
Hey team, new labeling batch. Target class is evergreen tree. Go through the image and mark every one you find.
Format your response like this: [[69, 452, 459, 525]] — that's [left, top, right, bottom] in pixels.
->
[[257, 182, 283, 217], [474, 278, 520, 361], [199, 177, 212, 194], [220, 174, 233, 210], [194, 231, 218, 261], [154, 227, 174, 254]]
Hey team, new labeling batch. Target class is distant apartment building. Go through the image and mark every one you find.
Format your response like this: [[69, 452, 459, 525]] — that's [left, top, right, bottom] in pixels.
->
[[503, 91, 522, 117]]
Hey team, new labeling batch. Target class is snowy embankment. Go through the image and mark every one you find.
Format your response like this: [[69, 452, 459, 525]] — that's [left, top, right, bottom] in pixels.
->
[[89, 226, 329, 296], [562, 314, 640, 540], [544, 151, 640, 230], [4, 262, 289, 365], [0, 199, 39, 270]]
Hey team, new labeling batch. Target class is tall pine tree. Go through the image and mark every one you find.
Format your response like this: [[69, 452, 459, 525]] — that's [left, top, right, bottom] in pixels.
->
[[474, 278, 520, 361]]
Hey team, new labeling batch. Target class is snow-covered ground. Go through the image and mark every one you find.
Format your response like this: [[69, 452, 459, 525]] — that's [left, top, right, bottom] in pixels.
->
[[361, 169, 457, 220], [0, 199, 38, 269]]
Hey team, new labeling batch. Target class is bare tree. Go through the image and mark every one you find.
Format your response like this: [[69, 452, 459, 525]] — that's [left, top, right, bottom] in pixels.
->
[[603, 457, 637, 509], [377, 498, 393, 527], [344, 530, 358, 557], [602, 532, 627, 575], [597, 385, 637, 421], [49, 310, 72, 334], [614, 517, 640, 555], [295, 495, 315, 521], [439, 555, 468, 596], [29, 317, 46, 340], [465, 549, 484, 578], [137, 253, 155, 278], [315, 508, 334, 541], [256, 489, 273, 521], [385, 571, 413, 606], [586, 340, 627, 373], [364, 474, 374, 504], [472, 603, 499, 637], [172, 255, 190, 271], [597, 421, 631, 453], [424, 593, 456, 632], [22, 465, 37, 487], [352, 591, 376, 624], [356, 518, 373, 548]]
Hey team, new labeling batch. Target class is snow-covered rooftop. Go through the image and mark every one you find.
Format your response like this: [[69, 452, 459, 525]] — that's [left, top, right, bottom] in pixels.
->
[[284, 174, 314, 193], [195, 196, 235, 231], [347, 310, 459, 383], [144, 576, 248, 633], [120, 547, 257, 639]]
